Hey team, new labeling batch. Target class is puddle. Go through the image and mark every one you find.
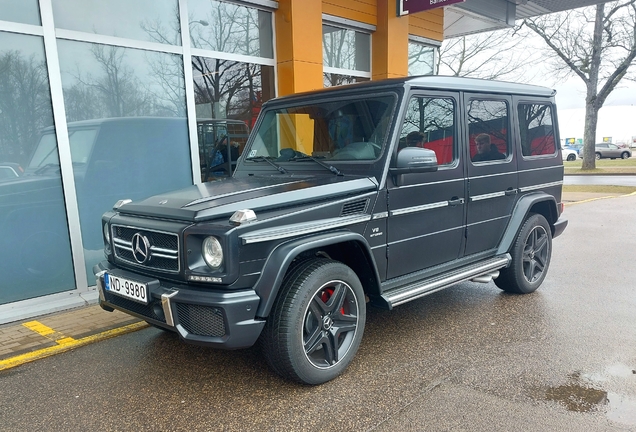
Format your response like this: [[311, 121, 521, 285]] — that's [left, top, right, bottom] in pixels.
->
[[541, 368, 636, 427], [545, 383, 607, 412]]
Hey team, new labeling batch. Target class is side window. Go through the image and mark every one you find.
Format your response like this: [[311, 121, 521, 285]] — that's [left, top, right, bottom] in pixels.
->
[[517, 103, 556, 157], [468, 99, 509, 163], [399, 96, 455, 165]]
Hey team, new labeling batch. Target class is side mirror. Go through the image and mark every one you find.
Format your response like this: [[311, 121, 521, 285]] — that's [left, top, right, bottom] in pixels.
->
[[390, 147, 438, 186]]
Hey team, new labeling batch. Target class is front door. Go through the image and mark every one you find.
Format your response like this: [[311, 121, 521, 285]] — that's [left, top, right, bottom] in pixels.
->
[[386, 92, 466, 279]]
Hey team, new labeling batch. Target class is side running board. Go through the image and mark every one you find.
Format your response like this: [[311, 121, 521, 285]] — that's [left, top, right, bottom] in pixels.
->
[[381, 255, 511, 309]]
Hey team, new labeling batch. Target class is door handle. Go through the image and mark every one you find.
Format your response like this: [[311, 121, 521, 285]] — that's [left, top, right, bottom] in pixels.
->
[[505, 188, 518, 196], [448, 197, 465, 206]]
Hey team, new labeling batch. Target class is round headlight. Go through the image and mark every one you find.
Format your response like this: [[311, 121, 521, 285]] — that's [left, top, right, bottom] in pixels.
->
[[202, 236, 223, 269], [103, 223, 110, 243]]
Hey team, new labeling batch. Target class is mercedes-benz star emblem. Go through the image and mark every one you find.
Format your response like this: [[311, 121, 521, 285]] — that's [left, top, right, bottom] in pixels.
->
[[131, 233, 151, 264]]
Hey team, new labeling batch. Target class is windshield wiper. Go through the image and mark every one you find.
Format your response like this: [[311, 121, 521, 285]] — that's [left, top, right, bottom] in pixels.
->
[[34, 163, 60, 175], [289, 154, 343, 176], [245, 156, 288, 174]]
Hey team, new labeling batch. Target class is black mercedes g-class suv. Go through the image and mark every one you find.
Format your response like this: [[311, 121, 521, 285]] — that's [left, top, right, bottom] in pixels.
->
[[95, 76, 567, 385]]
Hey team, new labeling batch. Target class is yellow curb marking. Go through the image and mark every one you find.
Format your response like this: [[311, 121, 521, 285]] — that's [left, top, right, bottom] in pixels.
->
[[0, 321, 149, 371], [564, 190, 636, 206], [23, 321, 77, 344]]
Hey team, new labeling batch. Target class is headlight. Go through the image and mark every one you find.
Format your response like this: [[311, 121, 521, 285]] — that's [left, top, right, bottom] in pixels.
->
[[202, 236, 223, 269], [103, 223, 110, 243]]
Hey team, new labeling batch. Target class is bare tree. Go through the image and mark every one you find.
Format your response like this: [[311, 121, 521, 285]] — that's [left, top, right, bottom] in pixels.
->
[[523, 1, 636, 170], [438, 29, 540, 81], [188, 2, 264, 119], [0, 51, 53, 165]]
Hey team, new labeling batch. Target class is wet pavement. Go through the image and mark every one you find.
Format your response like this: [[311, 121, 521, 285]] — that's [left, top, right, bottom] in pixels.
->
[[0, 193, 635, 431]]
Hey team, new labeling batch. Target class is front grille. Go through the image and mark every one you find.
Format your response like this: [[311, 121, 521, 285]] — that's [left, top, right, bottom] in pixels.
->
[[105, 292, 166, 323], [175, 303, 226, 337], [112, 225, 180, 273]]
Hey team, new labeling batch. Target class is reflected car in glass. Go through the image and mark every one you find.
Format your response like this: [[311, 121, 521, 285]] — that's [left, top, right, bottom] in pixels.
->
[[0, 117, 191, 304], [0, 162, 23, 181]]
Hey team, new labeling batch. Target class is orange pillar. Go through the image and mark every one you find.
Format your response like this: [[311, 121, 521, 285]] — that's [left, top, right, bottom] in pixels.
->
[[275, 0, 324, 96], [373, 0, 409, 80]]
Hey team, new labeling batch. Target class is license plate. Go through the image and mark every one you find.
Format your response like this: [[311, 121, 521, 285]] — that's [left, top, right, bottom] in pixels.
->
[[104, 273, 148, 304]]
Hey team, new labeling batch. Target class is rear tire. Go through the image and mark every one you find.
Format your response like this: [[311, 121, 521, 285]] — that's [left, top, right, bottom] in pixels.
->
[[260, 258, 366, 385], [595, 152, 601, 160], [495, 213, 552, 294]]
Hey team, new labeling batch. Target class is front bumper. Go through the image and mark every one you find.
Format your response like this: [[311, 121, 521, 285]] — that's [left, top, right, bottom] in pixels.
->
[[94, 261, 265, 349]]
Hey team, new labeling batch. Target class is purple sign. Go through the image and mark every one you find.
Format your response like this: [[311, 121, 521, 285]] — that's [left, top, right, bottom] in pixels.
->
[[397, 0, 465, 16]]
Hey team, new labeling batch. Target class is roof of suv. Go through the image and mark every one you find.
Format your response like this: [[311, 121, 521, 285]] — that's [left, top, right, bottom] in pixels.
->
[[268, 75, 556, 105]]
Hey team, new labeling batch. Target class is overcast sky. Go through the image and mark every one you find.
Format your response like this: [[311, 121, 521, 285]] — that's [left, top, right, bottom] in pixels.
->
[[546, 76, 636, 143]]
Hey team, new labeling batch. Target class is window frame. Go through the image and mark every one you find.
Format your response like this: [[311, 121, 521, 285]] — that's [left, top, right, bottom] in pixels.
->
[[398, 93, 458, 168], [322, 14, 373, 86]]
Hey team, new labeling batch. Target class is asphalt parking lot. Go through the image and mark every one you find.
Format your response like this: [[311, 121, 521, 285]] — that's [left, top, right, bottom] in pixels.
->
[[1, 191, 635, 431]]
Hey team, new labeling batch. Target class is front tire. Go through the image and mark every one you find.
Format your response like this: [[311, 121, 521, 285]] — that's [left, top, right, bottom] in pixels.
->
[[260, 258, 366, 385], [566, 154, 576, 161], [495, 213, 552, 294], [621, 152, 630, 159]]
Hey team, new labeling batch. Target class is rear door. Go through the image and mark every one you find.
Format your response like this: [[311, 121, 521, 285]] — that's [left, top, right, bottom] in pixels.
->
[[463, 94, 518, 257], [386, 91, 466, 279]]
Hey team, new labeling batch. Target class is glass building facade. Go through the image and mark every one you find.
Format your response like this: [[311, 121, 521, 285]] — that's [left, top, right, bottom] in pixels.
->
[[0, 0, 277, 312], [0, 0, 440, 321]]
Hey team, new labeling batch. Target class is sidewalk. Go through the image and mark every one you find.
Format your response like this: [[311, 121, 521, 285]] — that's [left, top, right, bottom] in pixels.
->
[[0, 304, 145, 369], [0, 190, 631, 370]]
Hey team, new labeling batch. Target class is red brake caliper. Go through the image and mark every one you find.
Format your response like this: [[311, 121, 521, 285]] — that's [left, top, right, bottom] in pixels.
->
[[320, 288, 345, 315]]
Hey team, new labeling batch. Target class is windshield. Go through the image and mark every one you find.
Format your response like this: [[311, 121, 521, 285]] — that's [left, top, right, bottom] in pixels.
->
[[246, 94, 396, 162]]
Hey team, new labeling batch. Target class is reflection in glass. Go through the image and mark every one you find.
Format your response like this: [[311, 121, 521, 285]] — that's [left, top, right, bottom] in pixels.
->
[[468, 99, 509, 160], [323, 73, 369, 88], [323, 25, 370, 72], [0, 32, 75, 304], [52, 0, 181, 45], [0, 0, 41, 25], [400, 97, 455, 165], [192, 55, 275, 181], [247, 95, 395, 162], [188, 0, 273, 58], [57, 40, 192, 284], [408, 42, 436, 76], [518, 104, 556, 156], [58, 40, 186, 121]]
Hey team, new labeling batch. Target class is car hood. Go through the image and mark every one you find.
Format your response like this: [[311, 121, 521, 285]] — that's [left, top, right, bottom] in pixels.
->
[[0, 173, 64, 203], [116, 175, 379, 222]]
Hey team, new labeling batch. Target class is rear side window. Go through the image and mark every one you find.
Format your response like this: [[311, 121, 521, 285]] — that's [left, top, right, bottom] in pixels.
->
[[517, 103, 556, 157]]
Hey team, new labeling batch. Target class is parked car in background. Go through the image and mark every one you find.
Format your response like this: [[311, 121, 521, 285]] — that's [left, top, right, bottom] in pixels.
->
[[564, 143, 583, 156], [562, 148, 577, 161], [590, 143, 632, 159]]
